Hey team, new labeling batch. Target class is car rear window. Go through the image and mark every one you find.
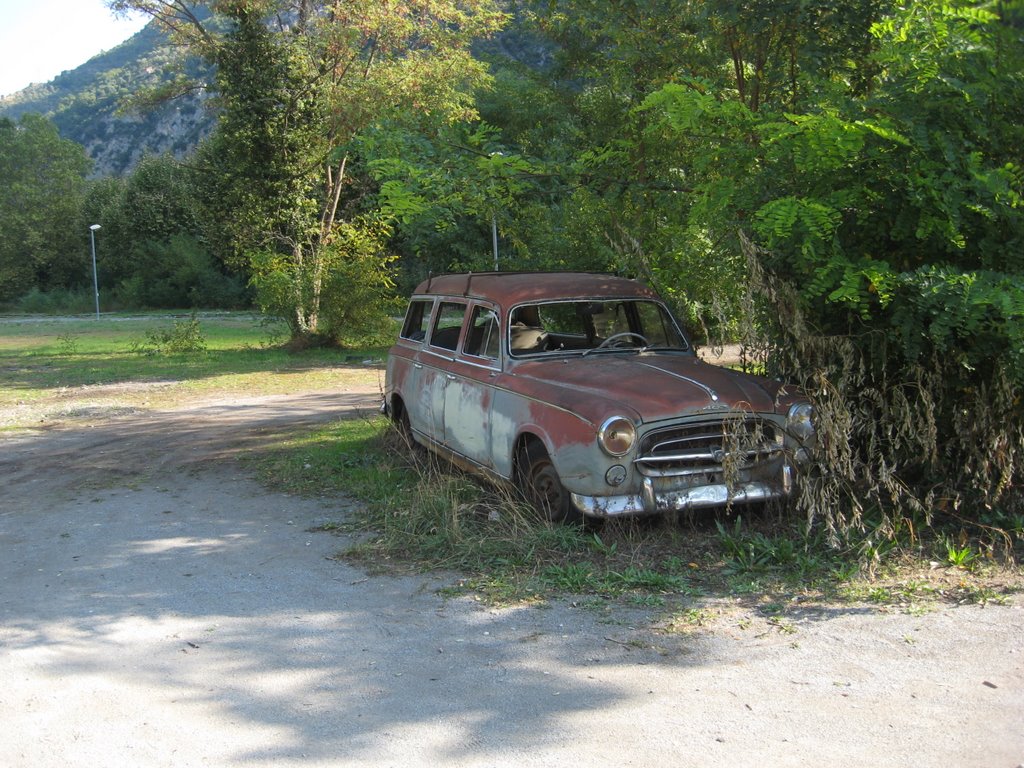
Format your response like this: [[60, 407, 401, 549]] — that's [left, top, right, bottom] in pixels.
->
[[429, 301, 467, 351], [400, 299, 433, 342]]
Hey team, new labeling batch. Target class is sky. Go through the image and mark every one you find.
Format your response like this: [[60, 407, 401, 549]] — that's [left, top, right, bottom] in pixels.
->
[[0, 0, 149, 98]]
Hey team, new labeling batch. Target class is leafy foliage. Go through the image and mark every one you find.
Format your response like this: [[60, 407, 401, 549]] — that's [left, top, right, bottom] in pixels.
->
[[78, 153, 242, 309], [0, 114, 92, 301], [249, 216, 399, 348], [361, 120, 559, 285], [117, 234, 248, 308], [116, 0, 506, 344]]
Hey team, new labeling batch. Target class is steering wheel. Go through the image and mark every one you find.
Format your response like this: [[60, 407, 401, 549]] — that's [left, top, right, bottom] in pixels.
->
[[585, 332, 650, 356]]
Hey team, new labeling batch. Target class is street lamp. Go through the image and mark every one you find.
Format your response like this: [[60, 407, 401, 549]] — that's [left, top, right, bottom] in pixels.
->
[[489, 151, 503, 271], [491, 212, 499, 271], [89, 224, 101, 320]]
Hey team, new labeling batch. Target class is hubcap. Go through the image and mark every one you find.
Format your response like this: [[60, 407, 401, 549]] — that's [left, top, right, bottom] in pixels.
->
[[530, 460, 563, 511]]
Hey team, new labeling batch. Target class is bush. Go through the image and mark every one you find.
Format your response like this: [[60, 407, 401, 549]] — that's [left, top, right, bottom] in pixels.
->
[[249, 216, 399, 347], [13, 287, 96, 315], [131, 312, 207, 355], [740, 240, 1023, 557], [114, 235, 249, 309]]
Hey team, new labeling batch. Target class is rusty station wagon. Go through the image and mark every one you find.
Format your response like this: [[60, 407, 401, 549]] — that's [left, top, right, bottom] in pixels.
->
[[383, 272, 814, 522]]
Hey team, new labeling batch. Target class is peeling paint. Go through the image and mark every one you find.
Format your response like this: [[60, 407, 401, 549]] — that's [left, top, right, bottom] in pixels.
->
[[383, 273, 813, 518]]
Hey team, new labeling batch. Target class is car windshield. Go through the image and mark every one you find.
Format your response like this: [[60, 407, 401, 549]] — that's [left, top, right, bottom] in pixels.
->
[[508, 299, 690, 357]]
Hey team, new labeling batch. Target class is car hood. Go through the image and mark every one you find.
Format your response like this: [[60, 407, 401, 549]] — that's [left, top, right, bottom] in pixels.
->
[[512, 353, 786, 423]]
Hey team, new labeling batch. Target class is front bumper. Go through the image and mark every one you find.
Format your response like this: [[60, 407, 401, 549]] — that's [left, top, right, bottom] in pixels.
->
[[571, 465, 793, 518]]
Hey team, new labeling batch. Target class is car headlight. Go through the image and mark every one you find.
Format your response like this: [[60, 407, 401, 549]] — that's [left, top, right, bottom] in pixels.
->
[[598, 416, 637, 457], [786, 402, 815, 442]]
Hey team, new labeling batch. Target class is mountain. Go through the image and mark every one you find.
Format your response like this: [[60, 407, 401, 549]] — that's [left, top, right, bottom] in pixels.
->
[[0, 22, 215, 177], [0, 9, 549, 179]]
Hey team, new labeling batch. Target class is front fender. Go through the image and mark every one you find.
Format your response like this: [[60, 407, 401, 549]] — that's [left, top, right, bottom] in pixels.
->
[[488, 390, 633, 499]]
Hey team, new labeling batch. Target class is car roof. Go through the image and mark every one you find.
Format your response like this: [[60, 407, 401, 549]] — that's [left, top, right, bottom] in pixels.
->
[[412, 272, 661, 305]]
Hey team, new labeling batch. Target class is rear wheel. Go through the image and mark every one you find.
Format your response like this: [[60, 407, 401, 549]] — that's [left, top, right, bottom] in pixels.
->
[[396, 405, 413, 443], [391, 399, 425, 461], [517, 441, 581, 524]]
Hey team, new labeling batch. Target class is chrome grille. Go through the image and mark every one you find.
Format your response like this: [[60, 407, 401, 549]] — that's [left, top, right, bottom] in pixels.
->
[[635, 419, 782, 478]]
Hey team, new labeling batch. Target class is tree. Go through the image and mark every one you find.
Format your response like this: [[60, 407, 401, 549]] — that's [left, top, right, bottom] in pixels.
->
[[0, 114, 92, 301], [362, 119, 556, 284], [633, 1, 1024, 534], [79, 153, 242, 309], [450, 0, 1023, 534], [475, 0, 884, 338], [111, 0, 506, 343]]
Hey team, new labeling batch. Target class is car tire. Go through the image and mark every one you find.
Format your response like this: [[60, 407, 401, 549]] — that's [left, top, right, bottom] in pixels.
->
[[397, 406, 413, 443], [518, 441, 581, 524], [392, 400, 426, 461]]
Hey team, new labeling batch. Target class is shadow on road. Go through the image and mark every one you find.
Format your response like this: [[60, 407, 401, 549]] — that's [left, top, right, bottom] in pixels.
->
[[1, 391, 1021, 767], [0, 392, 715, 765]]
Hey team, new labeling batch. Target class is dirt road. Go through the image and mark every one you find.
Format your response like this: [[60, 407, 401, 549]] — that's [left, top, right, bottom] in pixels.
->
[[1, 379, 1022, 767]]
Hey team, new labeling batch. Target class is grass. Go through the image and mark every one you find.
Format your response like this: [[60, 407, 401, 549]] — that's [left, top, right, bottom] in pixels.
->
[[3, 311, 1021, 621], [0, 311, 389, 425], [248, 412, 1023, 619], [247, 415, 714, 603]]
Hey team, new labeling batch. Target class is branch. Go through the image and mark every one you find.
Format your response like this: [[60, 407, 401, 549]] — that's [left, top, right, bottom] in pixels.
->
[[320, 155, 348, 242]]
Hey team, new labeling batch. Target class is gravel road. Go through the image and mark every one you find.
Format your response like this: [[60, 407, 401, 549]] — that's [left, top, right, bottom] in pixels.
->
[[1, 382, 1022, 767]]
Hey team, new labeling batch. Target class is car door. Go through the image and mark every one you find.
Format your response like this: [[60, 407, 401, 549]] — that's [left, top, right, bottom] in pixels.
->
[[390, 298, 434, 438], [419, 300, 468, 443], [443, 304, 501, 467]]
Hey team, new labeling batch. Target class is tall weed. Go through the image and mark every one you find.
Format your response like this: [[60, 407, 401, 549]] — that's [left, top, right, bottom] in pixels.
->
[[130, 312, 207, 355]]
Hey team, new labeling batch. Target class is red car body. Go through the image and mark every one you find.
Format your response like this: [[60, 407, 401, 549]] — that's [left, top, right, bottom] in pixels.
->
[[383, 272, 813, 521]]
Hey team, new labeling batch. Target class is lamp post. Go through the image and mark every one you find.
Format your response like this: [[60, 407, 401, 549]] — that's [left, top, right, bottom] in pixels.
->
[[489, 151, 503, 271], [491, 212, 499, 271], [89, 224, 101, 320]]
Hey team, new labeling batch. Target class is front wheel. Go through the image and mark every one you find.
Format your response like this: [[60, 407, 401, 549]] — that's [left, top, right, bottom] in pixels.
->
[[517, 442, 581, 524]]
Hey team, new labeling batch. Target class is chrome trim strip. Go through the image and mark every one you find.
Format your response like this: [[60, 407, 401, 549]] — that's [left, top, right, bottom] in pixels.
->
[[633, 362, 719, 401], [571, 477, 790, 518], [451, 357, 501, 374], [637, 447, 781, 464]]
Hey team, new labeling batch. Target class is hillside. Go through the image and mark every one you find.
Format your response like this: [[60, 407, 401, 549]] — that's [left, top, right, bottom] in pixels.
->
[[0, 22, 215, 177], [0, 8, 547, 179]]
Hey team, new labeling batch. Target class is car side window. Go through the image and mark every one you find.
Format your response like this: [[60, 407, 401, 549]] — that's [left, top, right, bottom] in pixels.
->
[[400, 299, 432, 342], [429, 301, 467, 351], [464, 307, 500, 360]]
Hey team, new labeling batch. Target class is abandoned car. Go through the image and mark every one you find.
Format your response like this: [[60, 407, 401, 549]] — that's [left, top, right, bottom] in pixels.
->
[[382, 272, 814, 521]]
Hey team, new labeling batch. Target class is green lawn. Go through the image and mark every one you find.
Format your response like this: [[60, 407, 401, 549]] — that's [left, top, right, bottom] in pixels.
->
[[0, 311, 387, 411]]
